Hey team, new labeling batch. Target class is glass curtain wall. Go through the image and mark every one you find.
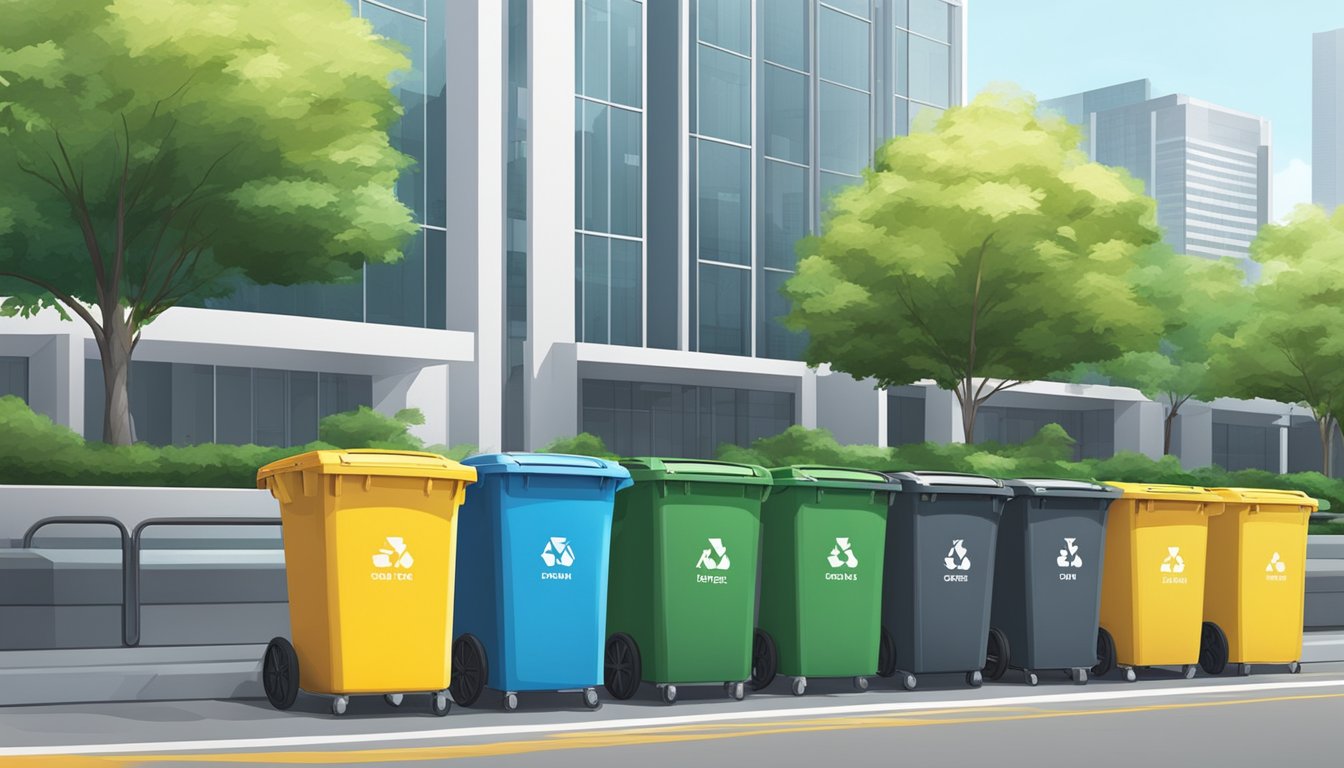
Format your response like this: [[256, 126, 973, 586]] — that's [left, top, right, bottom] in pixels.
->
[[205, 0, 449, 329], [504, 0, 529, 449], [575, 0, 645, 348], [894, 0, 954, 133], [0, 356, 27, 402]]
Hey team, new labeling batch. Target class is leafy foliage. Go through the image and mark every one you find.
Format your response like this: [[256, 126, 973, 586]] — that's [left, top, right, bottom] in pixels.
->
[[541, 433, 621, 460], [786, 87, 1163, 442]]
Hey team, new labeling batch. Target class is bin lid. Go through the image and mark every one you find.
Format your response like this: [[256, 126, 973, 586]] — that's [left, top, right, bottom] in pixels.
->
[[1103, 482, 1224, 502], [621, 458, 772, 486], [887, 471, 1013, 497], [769, 466, 903, 491], [256, 449, 477, 486], [463, 453, 632, 484], [1004, 478, 1122, 499], [1205, 487, 1319, 510]]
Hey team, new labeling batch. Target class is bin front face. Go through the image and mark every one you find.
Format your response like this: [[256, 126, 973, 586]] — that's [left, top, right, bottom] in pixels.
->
[[1100, 485, 1219, 668], [758, 470, 892, 679], [1205, 489, 1313, 664], [1014, 502, 1109, 670], [883, 475, 1006, 676]]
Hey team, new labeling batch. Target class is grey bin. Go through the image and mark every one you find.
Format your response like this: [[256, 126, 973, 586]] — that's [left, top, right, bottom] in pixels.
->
[[879, 472, 1012, 690], [989, 479, 1121, 686]]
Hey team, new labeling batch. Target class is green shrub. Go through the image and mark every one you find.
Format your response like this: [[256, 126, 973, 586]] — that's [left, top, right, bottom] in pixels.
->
[[541, 433, 620, 460]]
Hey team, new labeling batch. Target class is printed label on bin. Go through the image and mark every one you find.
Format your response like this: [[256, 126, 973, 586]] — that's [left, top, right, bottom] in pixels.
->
[[540, 536, 576, 581], [371, 536, 414, 582], [826, 537, 859, 582], [1265, 552, 1287, 582], [696, 538, 730, 585], [1057, 538, 1082, 580], [1160, 546, 1187, 584], [943, 539, 971, 582]]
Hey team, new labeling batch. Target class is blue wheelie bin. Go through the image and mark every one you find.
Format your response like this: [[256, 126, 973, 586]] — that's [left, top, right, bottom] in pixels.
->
[[449, 453, 632, 711]]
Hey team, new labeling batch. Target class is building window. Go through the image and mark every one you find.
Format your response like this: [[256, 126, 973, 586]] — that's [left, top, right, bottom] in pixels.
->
[[83, 360, 372, 447], [581, 378, 794, 458], [0, 356, 28, 403]]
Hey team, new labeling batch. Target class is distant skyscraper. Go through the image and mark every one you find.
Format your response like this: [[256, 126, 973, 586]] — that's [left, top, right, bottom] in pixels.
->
[[1315, 28, 1344, 214], [1043, 81, 1271, 279]]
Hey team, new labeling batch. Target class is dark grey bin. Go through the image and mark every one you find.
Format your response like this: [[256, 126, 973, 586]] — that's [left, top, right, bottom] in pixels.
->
[[988, 479, 1120, 686], [879, 472, 1011, 690]]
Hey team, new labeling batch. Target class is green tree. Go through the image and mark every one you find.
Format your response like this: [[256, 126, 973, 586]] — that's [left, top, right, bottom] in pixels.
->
[[0, 0, 416, 445], [1071, 250, 1249, 454], [1207, 206, 1344, 476], [785, 88, 1163, 443]]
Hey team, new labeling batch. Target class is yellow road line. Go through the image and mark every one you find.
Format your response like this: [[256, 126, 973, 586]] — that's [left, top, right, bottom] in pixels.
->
[[7, 691, 1341, 767]]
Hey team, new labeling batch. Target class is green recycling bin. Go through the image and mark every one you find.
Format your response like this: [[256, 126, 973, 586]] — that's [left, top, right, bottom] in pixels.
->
[[751, 466, 900, 696], [602, 458, 771, 705]]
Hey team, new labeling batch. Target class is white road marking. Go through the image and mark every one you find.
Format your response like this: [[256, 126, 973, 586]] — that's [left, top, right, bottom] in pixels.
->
[[3, 678, 1343, 757]]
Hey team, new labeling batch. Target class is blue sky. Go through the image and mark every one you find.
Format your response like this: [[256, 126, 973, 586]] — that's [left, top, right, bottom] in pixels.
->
[[967, 0, 1344, 219]]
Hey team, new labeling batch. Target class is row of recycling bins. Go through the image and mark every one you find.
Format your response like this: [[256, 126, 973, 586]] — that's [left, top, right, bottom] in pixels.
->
[[254, 450, 1316, 716]]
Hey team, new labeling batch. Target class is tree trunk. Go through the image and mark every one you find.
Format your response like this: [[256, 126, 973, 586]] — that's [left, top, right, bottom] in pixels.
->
[[1163, 402, 1181, 456], [959, 381, 978, 445], [1320, 415, 1336, 479], [99, 309, 137, 446]]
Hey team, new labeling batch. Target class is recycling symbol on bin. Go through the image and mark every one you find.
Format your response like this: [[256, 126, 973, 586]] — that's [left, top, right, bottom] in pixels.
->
[[1266, 552, 1286, 573], [541, 537, 576, 568], [696, 538, 731, 570], [827, 537, 859, 569], [372, 536, 414, 569], [1057, 538, 1083, 568], [1160, 546, 1185, 574], [943, 539, 971, 571]]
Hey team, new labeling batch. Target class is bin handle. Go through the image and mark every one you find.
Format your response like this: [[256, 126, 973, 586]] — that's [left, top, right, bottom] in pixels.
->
[[268, 475, 292, 506]]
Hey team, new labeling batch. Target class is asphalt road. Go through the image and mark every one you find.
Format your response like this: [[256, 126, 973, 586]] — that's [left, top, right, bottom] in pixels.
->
[[3, 662, 1343, 767]]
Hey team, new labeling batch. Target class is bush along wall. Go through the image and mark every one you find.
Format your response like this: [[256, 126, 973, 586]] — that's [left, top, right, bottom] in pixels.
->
[[0, 397, 474, 488]]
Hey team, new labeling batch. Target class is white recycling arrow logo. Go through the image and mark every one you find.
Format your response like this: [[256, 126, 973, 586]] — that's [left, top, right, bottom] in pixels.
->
[[372, 536, 413, 569], [828, 537, 859, 569], [1266, 552, 1286, 573], [696, 538, 731, 570], [1160, 546, 1185, 574], [541, 537, 576, 567], [943, 539, 971, 571], [1057, 538, 1083, 568]]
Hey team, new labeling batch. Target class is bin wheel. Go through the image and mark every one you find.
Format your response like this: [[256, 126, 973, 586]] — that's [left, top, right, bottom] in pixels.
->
[[1092, 627, 1116, 679], [1199, 622, 1229, 676], [262, 637, 300, 711], [1124, 667, 1137, 683], [750, 628, 778, 691], [660, 684, 678, 705], [503, 692, 519, 712], [1023, 670, 1039, 687], [449, 634, 488, 708], [966, 670, 983, 688], [853, 676, 869, 692], [384, 693, 403, 707], [430, 692, 451, 717], [604, 633, 642, 701], [877, 626, 897, 678], [1237, 664, 1252, 677], [1289, 662, 1302, 674], [791, 677, 807, 697], [331, 696, 348, 716], [582, 687, 601, 710], [1181, 664, 1198, 680], [901, 673, 917, 691], [727, 681, 746, 701], [983, 627, 1010, 682], [1070, 668, 1089, 685]]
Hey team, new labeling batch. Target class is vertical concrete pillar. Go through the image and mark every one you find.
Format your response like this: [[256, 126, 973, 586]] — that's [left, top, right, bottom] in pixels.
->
[[816, 372, 884, 445], [27, 334, 82, 431], [924, 387, 965, 444], [799, 368, 818, 429], [1175, 403, 1213, 469], [1114, 400, 1164, 460]]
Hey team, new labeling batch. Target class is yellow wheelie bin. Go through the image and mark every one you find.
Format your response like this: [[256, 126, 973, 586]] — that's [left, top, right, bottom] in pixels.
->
[[1199, 488, 1316, 676], [256, 450, 476, 716], [1094, 483, 1224, 681]]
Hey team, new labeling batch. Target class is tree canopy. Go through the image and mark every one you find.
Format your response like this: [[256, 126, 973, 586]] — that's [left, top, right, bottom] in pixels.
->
[[0, 0, 418, 444], [785, 88, 1164, 442]]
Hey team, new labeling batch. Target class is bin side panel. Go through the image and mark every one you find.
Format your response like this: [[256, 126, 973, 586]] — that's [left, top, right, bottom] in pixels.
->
[[1126, 506, 1209, 667], [791, 492, 887, 678], [606, 483, 658, 678], [498, 474, 615, 690], [1022, 504, 1108, 670], [990, 502, 1030, 668], [757, 490, 803, 672], [453, 477, 505, 687], [1100, 499, 1138, 663], [652, 483, 761, 684], [882, 494, 919, 672], [328, 479, 459, 694], [1218, 507, 1309, 664], [277, 475, 336, 694]]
